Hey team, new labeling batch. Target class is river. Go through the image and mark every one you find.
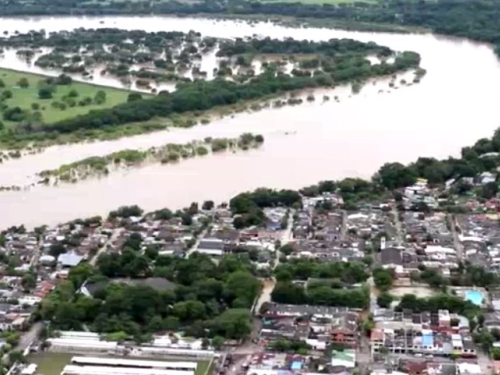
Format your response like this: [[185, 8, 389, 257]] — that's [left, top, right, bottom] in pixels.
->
[[0, 16, 499, 228]]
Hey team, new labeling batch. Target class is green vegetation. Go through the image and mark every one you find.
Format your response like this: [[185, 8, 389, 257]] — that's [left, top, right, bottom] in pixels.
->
[[375, 128, 500, 190], [0, 68, 129, 130], [38, 251, 260, 340], [271, 280, 369, 309], [397, 293, 479, 318], [37, 133, 264, 185], [0, 32, 420, 149], [274, 259, 369, 283], [0, 0, 498, 57]]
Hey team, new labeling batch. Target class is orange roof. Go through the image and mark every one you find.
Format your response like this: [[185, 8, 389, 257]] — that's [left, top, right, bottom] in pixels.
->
[[493, 361, 500, 374]]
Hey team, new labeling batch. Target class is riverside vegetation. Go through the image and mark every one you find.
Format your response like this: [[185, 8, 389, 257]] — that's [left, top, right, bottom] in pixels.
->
[[36, 133, 264, 185], [0, 0, 497, 56], [0, 31, 422, 149]]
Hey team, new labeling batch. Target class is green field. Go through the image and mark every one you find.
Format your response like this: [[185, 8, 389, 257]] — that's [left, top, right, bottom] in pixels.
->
[[28, 352, 212, 375], [0, 68, 131, 126]]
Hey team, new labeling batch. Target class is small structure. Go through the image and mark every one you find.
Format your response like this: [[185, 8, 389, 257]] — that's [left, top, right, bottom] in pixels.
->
[[58, 252, 83, 268]]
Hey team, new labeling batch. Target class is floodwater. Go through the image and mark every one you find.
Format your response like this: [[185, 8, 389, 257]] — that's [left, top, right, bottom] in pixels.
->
[[0, 16, 500, 228]]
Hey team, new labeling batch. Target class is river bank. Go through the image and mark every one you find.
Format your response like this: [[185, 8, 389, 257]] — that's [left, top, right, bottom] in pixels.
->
[[0, 16, 497, 228]]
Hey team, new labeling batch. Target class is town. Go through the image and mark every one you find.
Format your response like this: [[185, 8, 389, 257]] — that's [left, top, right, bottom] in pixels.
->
[[1, 174, 500, 375]]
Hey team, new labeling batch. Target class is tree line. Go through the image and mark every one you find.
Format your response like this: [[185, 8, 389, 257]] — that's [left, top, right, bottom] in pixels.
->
[[271, 280, 369, 309], [1, 0, 500, 58], [375, 128, 500, 190]]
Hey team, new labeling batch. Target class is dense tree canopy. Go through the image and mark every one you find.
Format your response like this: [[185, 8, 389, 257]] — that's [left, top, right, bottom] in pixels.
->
[[38, 253, 260, 340]]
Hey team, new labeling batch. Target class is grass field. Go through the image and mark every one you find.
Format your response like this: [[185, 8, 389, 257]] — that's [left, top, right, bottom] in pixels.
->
[[28, 352, 212, 375], [0, 68, 131, 126]]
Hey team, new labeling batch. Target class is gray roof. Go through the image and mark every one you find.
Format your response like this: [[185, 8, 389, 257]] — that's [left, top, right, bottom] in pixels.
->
[[58, 252, 83, 267]]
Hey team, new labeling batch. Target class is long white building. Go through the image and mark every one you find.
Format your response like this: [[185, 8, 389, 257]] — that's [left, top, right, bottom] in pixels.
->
[[62, 365, 195, 375], [71, 357, 197, 371], [48, 339, 117, 352]]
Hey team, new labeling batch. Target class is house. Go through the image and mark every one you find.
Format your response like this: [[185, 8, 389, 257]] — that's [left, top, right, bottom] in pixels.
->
[[196, 238, 224, 256], [381, 248, 402, 267], [57, 252, 83, 267]]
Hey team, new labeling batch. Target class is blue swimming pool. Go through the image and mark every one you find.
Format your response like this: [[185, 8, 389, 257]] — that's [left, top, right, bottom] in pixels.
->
[[465, 290, 484, 306]]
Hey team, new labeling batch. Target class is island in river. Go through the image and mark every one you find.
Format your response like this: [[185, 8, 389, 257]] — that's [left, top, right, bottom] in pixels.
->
[[35, 133, 264, 186], [0, 29, 421, 149]]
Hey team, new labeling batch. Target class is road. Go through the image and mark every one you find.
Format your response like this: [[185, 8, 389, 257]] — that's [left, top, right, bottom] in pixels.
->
[[340, 210, 347, 240], [253, 211, 294, 315], [448, 214, 464, 260], [186, 228, 209, 258], [391, 204, 404, 246], [29, 236, 44, 268], [89, 228, 123, 266], [16, 322, 43, 354]]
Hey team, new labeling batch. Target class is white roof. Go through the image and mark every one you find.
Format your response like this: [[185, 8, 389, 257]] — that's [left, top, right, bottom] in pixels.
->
[[48, 338, 116, 349], [58, 252, 83, 267], [21, 364, 37, 375], [59, 332, 101, 339], [62, 366, 194, 375], [71, 357, 197, 370], [457, 363, 481, 374]]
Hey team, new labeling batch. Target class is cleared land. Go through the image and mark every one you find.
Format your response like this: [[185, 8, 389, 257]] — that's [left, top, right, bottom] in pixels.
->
[[391, 285, 437, 298], [0, 68, 130, 126], [28, 353, 211, 375]]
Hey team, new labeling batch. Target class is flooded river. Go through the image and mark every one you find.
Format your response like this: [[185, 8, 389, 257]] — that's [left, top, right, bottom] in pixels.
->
[[0, 16, 499, 227]]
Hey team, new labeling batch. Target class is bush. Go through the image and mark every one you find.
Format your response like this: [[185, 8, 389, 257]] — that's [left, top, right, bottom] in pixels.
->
[[127, 93, 142, 102], [17, 78, 29, 88], [38, 87, 53, 99], [94, 90, 106, 105], [1, 90, 12, 100], [31, 103, 40, 110]]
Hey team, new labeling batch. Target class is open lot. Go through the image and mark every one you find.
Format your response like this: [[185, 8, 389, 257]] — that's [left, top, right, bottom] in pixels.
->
[[0, 68, 131, 126], [391, 285, 437, 298], [27, 353, 212, 375]]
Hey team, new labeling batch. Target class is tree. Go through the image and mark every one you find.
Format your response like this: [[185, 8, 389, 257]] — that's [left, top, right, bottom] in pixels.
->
[[38, 87, 53, 99], [479, 181, 498, 200], [376, 162, 417, 189], [0, 79, 4, 88], [202, 200, 214, 210], [280, 243, 295, 256], [21, 273, 37, 291], [492, 347, 500, 360], [377, 292, 393, 308], [212, 336, 225, 350], [94, 90, 107, 104], [1, 90, 12, 99], [373, 268, 394, 292], [17, 78, 29, 88], [9, 350, 25, 365], [213, 308, 252, 339], [128, 92, 143, 102], [362, 317, 374, 336], [68, 263, 94, 288]]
